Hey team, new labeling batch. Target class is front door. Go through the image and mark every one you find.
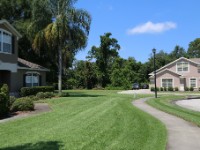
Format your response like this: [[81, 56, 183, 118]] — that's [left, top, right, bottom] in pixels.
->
[[180, 78, 186, 91], [0, 70, 11, 88]]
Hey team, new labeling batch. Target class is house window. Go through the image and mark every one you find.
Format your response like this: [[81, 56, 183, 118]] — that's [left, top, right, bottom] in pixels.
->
[[177, 61, 189, 72], [25, 73, 40, 87], [0, 29, 12, 54], [162, 79, 173, 87], [190, 78, 197, 88]]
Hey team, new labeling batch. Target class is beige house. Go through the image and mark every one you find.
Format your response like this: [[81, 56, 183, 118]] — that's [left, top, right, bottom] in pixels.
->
[[149, 57, 200, 91], [0, 19, 49, 93]]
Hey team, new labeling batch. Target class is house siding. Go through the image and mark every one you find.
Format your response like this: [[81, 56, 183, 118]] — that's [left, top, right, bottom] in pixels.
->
[[0, 24, 18, 64], [10, 70, 47, 92], [150, 58, 200, 91], [156, 71, 180, 88]]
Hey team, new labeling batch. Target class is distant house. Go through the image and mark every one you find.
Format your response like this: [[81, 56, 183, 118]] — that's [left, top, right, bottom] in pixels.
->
[[149, 57, 200, 91], [0, 19, 49, 93]]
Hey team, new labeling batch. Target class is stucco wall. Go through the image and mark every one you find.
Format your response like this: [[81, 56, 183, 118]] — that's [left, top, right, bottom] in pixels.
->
[[150, 58, 200, 90], [10, 70, 47, 92], [0, 24, 18, 64]]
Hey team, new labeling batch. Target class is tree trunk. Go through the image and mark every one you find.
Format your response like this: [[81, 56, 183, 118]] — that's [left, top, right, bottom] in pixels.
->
[[58, 46, 62, 94]]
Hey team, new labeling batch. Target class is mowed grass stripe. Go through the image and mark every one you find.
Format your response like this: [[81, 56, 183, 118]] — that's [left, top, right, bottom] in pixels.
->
[[0, 91, 166, 150]]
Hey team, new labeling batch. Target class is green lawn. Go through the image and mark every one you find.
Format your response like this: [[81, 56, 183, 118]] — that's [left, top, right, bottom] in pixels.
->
[[0, 90, 166, 150], [147, 95, 200, 126]]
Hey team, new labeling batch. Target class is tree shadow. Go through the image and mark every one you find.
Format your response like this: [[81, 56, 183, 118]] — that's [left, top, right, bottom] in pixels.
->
[[0, 141, 63, 150]]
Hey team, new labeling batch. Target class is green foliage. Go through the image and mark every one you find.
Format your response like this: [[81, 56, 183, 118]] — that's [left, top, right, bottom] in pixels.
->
[[188, 38, 200, 58], [174, 87, 179, 91], [87, 33, 120, 87], [36, 92, 54, 99], [58, 92, 69, 97], [0, 93, 9, 118], [160, 87, 164, 91], [189, 87, 194, 91], [164, 87, 167, 91], [0, 90, 166, 149], [151, 87, 155, 91], [11, 97, 34, 112], [185, 87, 189, 91], [20, 86, 54, 97], [0, 84, 9, 118], [9, 96, 16, 107], [168, 87, 174, 91]]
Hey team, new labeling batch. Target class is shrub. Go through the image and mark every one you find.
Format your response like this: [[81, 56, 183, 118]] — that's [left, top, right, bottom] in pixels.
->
[[160, 87, 163, 91], [36, 92, 54, 99], [0, 84, 9, 118], [168, 87, 174, 92], [9, 96, 16, 107], [20, 86, 54, 97], [150, 87, 155, 91], [0, 93, 9, 118], [175, 87, 179, 91], [189, 87, 194, 91], [11, 97, 34, 112], [58, 92, 69, 97], [185, 87, 189, 91], [164, 87, 167, 91], [1, 84, 9, 98], [29, 95, 40, 101]]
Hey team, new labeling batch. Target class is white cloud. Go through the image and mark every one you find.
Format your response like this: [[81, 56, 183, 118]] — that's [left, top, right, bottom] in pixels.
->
[[127, 21, 177, 35]]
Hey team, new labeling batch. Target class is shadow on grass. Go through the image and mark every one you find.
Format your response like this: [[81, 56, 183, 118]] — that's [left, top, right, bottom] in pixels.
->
[[0, 141, 63, 150]]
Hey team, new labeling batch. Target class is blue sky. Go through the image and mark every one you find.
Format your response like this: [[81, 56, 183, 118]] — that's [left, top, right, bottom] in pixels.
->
[[75, 0, 200, 63]]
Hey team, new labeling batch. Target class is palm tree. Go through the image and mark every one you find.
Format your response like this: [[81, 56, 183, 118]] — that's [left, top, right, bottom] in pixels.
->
[[29, 0, 91, 93]]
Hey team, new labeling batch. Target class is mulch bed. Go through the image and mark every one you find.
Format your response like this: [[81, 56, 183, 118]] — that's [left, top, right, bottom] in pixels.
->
[[0, 103, 51, 123]]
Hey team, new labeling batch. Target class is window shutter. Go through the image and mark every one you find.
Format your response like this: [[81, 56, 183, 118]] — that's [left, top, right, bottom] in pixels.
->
[[23, 74, 26, 87], [12, 35, 15, 54], [39, 75, 42, 86]]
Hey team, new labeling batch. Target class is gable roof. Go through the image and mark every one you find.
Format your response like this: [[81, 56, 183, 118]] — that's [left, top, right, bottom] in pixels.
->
[[150, 68, 182, 78], [149, 57, 200, 76], [0, 19, 22, 38], [18, 58, 49, 72]]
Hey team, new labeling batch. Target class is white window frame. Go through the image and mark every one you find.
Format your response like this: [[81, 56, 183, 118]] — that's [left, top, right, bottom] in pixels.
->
[[161, 78, 174, 88], [189, 78, 197, 88], [0, 28, 12, 54], [176, 61, 189, 73], [25, 72, 40, 87]]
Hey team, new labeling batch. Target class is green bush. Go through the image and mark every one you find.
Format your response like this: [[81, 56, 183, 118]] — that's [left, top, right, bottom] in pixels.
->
[[11, 97, 34, 112], [168, 87, 174, 91], [1, 84, 9, 98], [20, 86, 54, 97], [0, 84, 9, 118], [174, 87, 179, 91], [36, 92, 54, 99], [164, 87, 167, 91], [160, 87, 163, 91], [9, 96, 16, 107], [185, 87, 189, 91], [58, 92, 69, 97], [0, 93, 9, 118], [189, 87, 194, 91], [150, 87, 155, 91]]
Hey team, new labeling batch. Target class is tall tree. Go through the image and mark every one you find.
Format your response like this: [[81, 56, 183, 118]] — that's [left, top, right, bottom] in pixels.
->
[[88, 33, 120, 87], [30, 0, 91, 93], [187, 38, 200, 58], [170, 45, 187, 59]]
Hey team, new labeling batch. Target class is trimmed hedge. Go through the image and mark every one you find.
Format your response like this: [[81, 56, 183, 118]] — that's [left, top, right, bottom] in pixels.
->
[[11, 97, 34, 112], [0, 84, 9, 118], [20, 86, 54, 97]]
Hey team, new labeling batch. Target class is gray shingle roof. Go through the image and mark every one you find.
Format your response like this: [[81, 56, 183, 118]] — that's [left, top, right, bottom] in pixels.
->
[[189, 58, 200, 64], [18, 58, 49, 71]]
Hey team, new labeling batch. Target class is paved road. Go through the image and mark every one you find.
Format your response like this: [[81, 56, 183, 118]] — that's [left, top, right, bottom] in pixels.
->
[[133, 98, 200, 150]]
